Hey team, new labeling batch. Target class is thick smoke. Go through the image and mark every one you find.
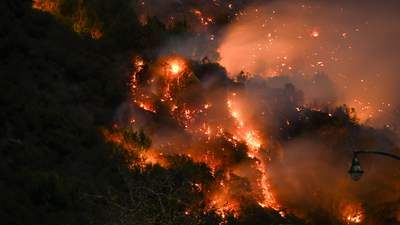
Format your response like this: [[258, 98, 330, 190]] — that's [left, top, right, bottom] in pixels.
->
[[219, 0, 400, 127]]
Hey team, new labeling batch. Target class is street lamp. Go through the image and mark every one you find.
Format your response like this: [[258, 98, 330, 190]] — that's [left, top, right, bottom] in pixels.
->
[[349, 149, 400, 181], [348, 155, 363, 181]]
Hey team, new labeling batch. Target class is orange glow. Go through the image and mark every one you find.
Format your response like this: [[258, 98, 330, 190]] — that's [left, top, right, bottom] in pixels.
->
[[226, 93, 280, 210], [311, 31, 319, 37], [165, 57, 186, 77], [343, 206, 363, 224], [347, 215, 361, 223], [171, 64, 180, 74], [103, 126, 122, 143], [103, 126, 164, 168], [90, 29, 102, 39], [192, 9, 202, 16], [142, 150, 164, 166], [32, 0, 102, 39], [32, 0, 57, 13]]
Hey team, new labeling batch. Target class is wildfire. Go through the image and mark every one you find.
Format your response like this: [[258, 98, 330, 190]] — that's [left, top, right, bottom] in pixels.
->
[[122, 52, 288, 219], [226, 92, 281, 211], [343, 206, 363, 224], [131, 59, 144, 91], [165, 57, 186, 77], [129, 56, 189, 114], [142, 150, 164, 166], [103, 125, 165, 168], [347, 215, 361, 223], [171, 64, 180, 74], [135, 100, 156, 113]]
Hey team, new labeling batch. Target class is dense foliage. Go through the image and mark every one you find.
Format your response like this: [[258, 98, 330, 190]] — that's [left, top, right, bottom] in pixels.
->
[[0, 0, 131, 224]]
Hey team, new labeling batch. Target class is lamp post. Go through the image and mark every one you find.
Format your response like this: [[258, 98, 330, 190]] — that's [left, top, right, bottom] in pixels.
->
[[348, 149, 400, 181]]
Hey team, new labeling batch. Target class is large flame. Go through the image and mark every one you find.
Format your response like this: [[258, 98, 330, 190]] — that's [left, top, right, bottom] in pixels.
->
[[226, 91, 281, 212], [114, 55, 285, 219]]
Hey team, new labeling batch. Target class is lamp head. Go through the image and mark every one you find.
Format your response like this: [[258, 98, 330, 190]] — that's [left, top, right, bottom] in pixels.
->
[[348, 155, 364, 181]]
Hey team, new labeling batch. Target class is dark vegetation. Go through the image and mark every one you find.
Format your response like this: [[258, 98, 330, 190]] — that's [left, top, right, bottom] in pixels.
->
[[1, 0, 400, 224]]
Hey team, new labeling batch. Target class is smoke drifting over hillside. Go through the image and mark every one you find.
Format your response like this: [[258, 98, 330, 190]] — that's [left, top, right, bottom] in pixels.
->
[[218, 0, 400, 127]]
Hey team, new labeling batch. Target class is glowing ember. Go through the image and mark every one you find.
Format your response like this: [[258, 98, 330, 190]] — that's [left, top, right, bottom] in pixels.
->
[[311, 31, 319, 37]]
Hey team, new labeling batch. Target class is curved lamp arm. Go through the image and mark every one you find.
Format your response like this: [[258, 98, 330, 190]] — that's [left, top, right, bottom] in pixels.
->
[[353, 149, 400, 161]]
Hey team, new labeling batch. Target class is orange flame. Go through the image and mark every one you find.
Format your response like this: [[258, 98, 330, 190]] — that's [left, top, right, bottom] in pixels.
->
[[171, 64, 180, 74], [226, 93, 281, 211], [167, 58, 185, 76], [343, 205, 363, 223]]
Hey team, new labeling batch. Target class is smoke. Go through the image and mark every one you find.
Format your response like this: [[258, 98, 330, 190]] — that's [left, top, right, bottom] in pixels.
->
[[265, 136, 400, 222], [132, 0, 252, 31], [159, 34, 221, 61], [218, 0, 400, 127]]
